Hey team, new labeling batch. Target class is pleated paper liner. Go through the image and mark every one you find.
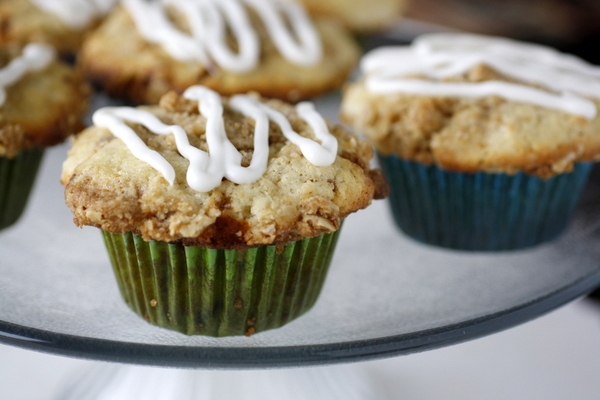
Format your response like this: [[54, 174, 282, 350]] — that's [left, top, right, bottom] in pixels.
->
[[379, 155, 592, 251], [102, 228, 342, 336], [0, 148, 44, 231]]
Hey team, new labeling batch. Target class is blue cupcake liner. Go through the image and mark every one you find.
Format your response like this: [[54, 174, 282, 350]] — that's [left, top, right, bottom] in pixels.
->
[[379, 155, 592, 251], [0, 148, 44, 231]]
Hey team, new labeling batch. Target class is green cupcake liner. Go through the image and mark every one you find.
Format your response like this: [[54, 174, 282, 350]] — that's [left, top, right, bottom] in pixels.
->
[[0, 148, 44, 231], [101, 229, 342, 336]]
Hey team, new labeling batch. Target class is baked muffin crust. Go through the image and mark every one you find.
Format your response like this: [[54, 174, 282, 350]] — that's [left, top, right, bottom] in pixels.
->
[[62, 91, 386, 248], [0, 0, 114, 55], [78, 4, 360, 104], [0, 44, 90, 158], [341, 41, 600, 178]]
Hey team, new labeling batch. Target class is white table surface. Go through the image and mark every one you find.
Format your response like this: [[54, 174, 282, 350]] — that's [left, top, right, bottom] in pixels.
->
[[2, 298, 599, 400]]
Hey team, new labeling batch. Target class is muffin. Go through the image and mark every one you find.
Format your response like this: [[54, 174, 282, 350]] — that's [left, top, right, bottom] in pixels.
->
[[61, 86, 387, 336], [0, 0, 118, 55], [298, 0, 406, 33], [341, 33, 600, 251], [78, 0, 360, 104], [0, 42, 89, 231]]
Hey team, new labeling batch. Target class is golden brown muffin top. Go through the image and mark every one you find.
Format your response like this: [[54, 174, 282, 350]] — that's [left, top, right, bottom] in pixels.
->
[[0, 0, 115, 55], [0, 43, 90, 158], [78, 3, 360, 104], [341, 34, 600, 178], [62, 90, 387, 249]]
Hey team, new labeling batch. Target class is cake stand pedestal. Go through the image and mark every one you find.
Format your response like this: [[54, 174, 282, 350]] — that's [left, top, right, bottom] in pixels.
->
[[56, 363, 382, 400]]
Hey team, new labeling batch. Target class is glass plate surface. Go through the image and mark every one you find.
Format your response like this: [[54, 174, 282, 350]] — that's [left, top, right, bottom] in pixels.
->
[[1, 94, 600, 369]]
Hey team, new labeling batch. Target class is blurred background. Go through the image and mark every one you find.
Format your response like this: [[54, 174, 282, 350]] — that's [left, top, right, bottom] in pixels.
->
[[402, 0, 600, 63]]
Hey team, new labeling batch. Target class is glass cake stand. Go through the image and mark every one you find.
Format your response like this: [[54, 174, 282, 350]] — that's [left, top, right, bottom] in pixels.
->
[[1, 94, 600, 399]]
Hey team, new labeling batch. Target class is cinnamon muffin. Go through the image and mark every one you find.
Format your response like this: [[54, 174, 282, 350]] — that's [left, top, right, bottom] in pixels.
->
[[0, 42, 90, 230], [78, 0, 360, 104], [341, 33, 600, 251], [0, 0, 117, 55], [61, 86, 387, 336]]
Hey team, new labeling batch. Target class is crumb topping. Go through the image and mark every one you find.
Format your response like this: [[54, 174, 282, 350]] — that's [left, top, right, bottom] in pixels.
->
[[0, 45, 90, 158], [341, 63, 600, 178], [78, 5, 359, 104], [63, 91, 386, 248]]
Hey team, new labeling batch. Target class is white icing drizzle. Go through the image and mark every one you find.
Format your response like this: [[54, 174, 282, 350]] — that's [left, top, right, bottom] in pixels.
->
[[31, 0, 117, 29], [361, 33, 600, 119], [92, 86, 337, 192], [122, 0, 322, 74], [0, 43, 55, 107]]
